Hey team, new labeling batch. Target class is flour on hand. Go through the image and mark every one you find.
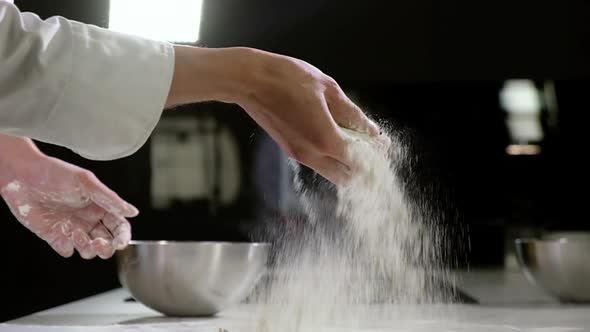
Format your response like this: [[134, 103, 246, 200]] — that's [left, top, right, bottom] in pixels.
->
[[18, 204, 31, 217], [3, 180, 21, 193]]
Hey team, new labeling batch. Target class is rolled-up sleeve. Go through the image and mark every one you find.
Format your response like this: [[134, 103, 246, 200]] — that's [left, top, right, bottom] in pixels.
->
[[0, 1, 174, 160]]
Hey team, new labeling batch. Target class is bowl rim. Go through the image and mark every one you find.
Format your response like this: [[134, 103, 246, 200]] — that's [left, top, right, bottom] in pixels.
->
[[127, 240, 271, 247], [515, 237, 590, 245]]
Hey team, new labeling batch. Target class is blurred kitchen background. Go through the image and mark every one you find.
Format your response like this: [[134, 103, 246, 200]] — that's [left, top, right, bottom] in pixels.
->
[[2, 0, 590, 322]]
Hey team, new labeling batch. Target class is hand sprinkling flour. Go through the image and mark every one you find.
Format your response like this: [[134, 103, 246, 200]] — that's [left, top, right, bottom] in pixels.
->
[[251, 123, 455, 332]]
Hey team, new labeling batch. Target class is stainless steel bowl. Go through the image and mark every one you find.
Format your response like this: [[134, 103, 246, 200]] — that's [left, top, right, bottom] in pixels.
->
[[515, 232, 590, 303], [116, 240, 270, 316]]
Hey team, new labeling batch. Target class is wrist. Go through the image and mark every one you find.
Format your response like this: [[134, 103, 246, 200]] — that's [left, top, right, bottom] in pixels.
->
[[165, 46, 256, 108], [0, 136, 45, 189]]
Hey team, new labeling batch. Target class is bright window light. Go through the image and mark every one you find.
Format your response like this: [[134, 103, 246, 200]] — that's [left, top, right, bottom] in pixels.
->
[[500, 79, 544, 145], [506, 116, 544, 142], [109, 0, 203, 43], [499, 80, 541, 114]]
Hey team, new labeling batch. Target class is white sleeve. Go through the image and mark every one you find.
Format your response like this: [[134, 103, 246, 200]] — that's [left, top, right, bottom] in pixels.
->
[[0, 1, 175, 160]]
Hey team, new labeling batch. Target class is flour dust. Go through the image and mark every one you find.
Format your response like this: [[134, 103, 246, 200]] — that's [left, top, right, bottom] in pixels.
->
[[249, 125, 458, 332]]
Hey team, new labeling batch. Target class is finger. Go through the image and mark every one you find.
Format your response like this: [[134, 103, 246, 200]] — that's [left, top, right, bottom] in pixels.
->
[[89, 223, 115, 259], [326, 88, 379, 136], [376, 132, 392, 148], [47, 221, 74, 258], [298, 155, 351, 186], [48, 237, 75, 258], [72, 228, 96, 259], [338, 125, 392, 164], [78, 172, 139, 218], [91, 238, 115, 259], [242, 98, 350, 184], [101, 213, 131, 250], [90, 222, 113, 241], [74, 203, 106, 223]]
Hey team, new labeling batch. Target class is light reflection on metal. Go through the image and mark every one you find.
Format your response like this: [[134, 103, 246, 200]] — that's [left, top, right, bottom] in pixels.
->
[[505, 144, 541, 156]]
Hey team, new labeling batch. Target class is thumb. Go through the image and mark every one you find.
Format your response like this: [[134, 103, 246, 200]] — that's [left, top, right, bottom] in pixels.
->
[[78, 172, 139, 218], [326, 89, 380, 137]]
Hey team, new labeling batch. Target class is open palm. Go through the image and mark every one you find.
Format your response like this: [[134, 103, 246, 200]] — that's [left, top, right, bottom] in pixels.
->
[[1, 156, 138, 259]]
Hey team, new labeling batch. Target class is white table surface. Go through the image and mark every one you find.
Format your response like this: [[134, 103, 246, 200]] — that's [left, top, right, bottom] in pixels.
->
[[2, 269, 589, 332]]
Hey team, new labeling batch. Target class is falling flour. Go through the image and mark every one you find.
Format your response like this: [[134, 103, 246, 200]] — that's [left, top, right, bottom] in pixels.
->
[[250, 126, 457, 332]]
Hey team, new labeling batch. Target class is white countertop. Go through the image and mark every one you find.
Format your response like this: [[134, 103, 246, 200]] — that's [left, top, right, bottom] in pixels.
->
[[2, 269, 589, 332]]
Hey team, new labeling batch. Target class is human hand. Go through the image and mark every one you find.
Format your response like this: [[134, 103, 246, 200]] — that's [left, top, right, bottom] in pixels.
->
[[0, 150, 138, 259], [166, 46, 382, 185], [235, 49, 383, 185]]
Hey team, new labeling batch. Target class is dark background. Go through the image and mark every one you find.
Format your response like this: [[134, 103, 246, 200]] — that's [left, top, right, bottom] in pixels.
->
[[1, 0, 589, 321]]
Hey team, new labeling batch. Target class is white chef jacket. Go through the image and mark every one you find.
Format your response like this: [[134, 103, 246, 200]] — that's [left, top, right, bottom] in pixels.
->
[[0, 0, 175, 160]]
